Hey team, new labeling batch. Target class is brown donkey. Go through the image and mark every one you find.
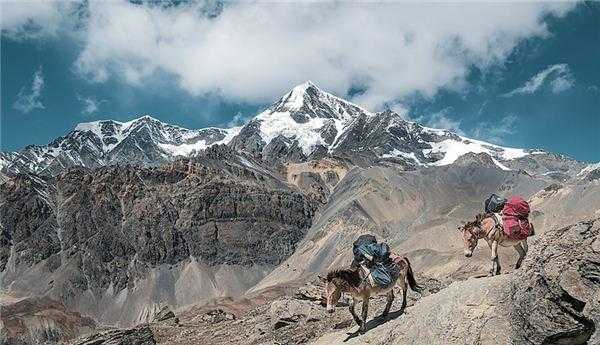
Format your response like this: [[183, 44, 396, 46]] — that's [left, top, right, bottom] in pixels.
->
[[321, 256, 421, 333], [458, 213, 528, 276]]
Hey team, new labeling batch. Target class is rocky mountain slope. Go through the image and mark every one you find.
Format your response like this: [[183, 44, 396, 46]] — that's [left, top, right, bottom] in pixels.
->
[[0, 145, 318, 327], [252, 151, 582, 292]]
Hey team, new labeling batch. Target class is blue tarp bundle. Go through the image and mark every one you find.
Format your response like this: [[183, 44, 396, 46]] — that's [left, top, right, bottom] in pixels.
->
[[353, 239, 397, 288]]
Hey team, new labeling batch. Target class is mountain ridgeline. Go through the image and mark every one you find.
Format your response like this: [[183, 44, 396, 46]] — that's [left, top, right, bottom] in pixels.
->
[[0, 82, 585, 177], [1, 82, 599, 345]]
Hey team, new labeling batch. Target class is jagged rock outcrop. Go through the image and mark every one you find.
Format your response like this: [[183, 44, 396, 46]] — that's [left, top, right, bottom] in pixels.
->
[[70, 325, 156, 345], [312, 218, 600, 344], [152, 306, 178, 324], [0, 146, 318, 326]]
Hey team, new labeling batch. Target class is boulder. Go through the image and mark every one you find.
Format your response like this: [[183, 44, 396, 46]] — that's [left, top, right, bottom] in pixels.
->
[[152, 306, 178, 324], [199, 309, 236, 324], [269, 298, 324, 329]]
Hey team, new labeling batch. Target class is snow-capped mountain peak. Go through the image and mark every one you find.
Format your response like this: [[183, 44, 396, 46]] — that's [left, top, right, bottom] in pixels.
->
[[277, 81, 317, 111], [268, 81, 370, 119], [241, 81, 374, 156]]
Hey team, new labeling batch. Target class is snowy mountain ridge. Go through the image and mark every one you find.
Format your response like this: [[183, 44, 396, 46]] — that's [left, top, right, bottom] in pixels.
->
[[73, 115, 240, 157], [0, 81, 581, 176], [1, 115, 236, 175]]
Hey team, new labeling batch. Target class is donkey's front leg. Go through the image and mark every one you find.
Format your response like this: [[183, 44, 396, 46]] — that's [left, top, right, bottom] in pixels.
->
[[349, 297, 361, 326], [360, 298, 369, 333], [490, 241, 501, 275], [380, 289, 394, 318], [514, 241, 527, 269]]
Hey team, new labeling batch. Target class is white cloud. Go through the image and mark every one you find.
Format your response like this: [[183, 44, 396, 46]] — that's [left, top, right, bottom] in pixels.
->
[[225, 111, 250, 128], [389, 103, 410, 120], [13, 67, 45, 114], [502, 63, 575, 97], [471, 115, 517, 144], [77, 95, 104, 115], [550, 74, 575, 93], [3, 1, 576, 110], [420, 108, 464, 135], [0, 1, 79, 40]]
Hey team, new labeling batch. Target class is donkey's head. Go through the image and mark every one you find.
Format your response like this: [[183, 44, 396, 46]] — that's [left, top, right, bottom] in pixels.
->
[[457, 214, 485, 257], [320, 269, 359, 313]]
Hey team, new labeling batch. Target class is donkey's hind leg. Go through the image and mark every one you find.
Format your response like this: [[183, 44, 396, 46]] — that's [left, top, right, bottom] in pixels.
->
[[360, 298, 369, 333], [514, 241, 527, 269], [349, 297, 361, 326], [380, 289, 394, 318], [490, 241, 501, 276], [400, 282, 408, 314], [394, 274, 408, 315]]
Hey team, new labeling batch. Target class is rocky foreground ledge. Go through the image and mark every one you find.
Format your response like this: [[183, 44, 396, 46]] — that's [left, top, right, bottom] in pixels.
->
[[63, 218, 599, 345], [313, 218, 600, 345]]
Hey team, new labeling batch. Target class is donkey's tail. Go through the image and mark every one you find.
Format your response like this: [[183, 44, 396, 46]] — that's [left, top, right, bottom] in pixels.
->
[[404, 257, 423, 293]]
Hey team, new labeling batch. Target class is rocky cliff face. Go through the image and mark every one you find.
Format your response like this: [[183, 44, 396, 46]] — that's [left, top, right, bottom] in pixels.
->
[[0, 145, 318, 326]]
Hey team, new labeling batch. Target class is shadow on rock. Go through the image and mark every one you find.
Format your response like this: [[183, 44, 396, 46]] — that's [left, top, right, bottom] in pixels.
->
[[343, 308, 407, 342]]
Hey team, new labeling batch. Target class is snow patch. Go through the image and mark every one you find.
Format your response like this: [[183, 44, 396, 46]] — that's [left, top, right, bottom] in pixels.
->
[[257, 110, 331, 156], [578, 162, 600, 176], [257, 82, 376, 156], [381, 149, 420, 163], [426, 137, 528, 166], [159, 140, 208, 157], [158, 127, 241, 157], [491, 158, 511, 171]]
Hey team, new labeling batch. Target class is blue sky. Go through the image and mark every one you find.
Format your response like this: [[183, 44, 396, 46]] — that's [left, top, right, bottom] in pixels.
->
[[1, 1, 599, 161]]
